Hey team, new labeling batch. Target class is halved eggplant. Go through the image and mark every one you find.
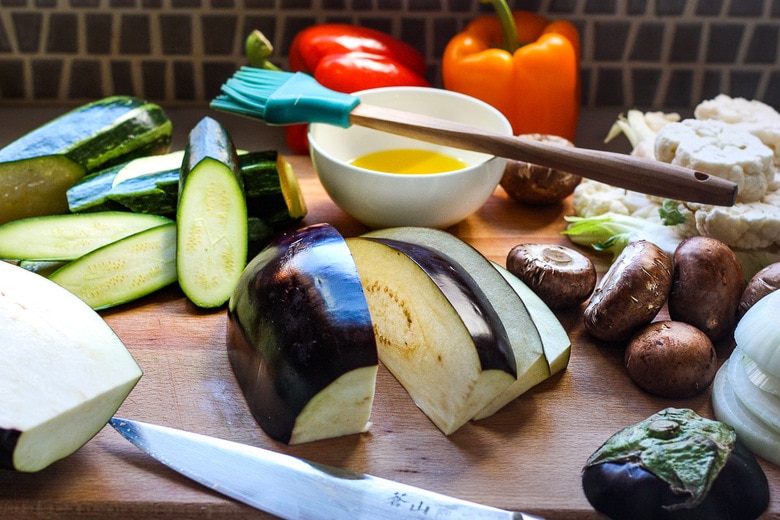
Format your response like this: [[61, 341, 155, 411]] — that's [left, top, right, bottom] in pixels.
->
[[227, 223, 377, 445], [362, 227, 550, 420], [0, 261, 142, 472], [346, 236, 516, 435]]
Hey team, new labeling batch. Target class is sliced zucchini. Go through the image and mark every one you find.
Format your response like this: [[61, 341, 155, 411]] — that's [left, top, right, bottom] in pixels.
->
[[111, 150, 185, 187], [176, 117, 248, 309], [0, 212, 172, 261], [48, 222, 177, 310], [0, 155, 86, 224], [275, 153, 307, 222], [67, 150, 306, 233], [108, 170, 180, 216], [0, 96, 171, 169], [0, 96, 172, 224], [66, 162, 128, 214]]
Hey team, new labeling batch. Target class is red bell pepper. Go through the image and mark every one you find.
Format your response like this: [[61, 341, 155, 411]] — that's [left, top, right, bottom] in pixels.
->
[[285, 24, 430, 154], [288, 24, 428, 85]]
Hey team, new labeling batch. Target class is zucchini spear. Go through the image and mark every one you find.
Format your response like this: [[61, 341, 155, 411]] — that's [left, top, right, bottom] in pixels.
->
[[0, 96, 171, 224], [176, 117, 248, 309]]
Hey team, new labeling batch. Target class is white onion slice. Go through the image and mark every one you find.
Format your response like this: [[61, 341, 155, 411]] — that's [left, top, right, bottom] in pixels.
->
[[735, 290, 780, 378], [727, 349, 780, 434], [712, 360, 780, 465], [743, 353, 780, 397]]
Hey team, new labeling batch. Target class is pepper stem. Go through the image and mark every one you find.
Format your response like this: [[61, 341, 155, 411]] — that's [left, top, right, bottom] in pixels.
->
[[246, 30, 282, 70], [481, 0, 520, 52]]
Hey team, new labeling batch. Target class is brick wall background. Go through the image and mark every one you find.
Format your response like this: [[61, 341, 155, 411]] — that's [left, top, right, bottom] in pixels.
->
[[1, 0, 779, 109]]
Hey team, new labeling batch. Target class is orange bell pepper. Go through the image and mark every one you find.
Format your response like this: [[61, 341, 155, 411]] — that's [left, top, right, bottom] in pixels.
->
[[442, 0, 580, 141]]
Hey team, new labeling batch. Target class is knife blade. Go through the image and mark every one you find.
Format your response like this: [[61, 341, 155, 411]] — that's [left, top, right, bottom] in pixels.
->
[[110, 417, 543, 520]]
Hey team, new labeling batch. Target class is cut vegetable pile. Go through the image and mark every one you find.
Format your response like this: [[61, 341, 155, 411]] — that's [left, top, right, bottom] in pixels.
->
[[0, 101, 307, 311], [227, 224, 571, 443], [0, 98, 310, 472], [712, 289, 780, 465], [176, 117, 248, 309]]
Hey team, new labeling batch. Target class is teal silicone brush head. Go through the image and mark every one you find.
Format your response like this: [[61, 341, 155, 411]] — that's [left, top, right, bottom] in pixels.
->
[[211, 68, 361, 127]]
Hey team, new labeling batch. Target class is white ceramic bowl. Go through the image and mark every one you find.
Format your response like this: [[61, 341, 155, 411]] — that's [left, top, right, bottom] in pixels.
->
[[308, 86, 512, 229]]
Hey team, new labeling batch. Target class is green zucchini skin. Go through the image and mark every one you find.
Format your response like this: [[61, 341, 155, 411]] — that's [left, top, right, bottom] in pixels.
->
[[0, 96, 172, 224], [0, 96, 172, 170], [179, 117, 242, 191], [176, 117, 247, 309], [107, 170, 180, 216], [66, 162, 132, 214]]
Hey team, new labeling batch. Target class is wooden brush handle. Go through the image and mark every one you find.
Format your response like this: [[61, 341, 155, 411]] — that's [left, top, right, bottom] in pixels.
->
[[349, 103, 738, 207]]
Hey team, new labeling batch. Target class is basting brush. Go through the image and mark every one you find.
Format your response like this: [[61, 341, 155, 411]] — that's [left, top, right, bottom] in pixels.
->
[[212, 68, 737, 206]]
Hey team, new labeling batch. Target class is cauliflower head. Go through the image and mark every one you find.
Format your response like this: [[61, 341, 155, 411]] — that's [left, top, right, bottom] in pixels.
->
[[695, 94, 780, 162], [575, 97, 780, 254], [655, 119, 775, 203]]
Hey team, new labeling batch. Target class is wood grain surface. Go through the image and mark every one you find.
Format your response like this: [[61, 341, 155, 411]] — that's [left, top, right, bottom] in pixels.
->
[[0, 155, 777, 519]]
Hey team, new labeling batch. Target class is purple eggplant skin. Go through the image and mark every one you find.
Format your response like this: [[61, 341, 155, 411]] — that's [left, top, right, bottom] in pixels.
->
[[582, 439, 770, 520], [0, 428, 21, 469], [227, 223, 377, 444], [365, 237, 516, 378]]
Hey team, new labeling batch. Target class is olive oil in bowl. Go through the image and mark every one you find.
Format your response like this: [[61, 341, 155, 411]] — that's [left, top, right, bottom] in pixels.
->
[[351, 149, 467, 174]]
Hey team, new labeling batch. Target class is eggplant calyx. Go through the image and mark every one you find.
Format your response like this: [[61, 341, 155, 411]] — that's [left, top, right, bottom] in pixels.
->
[[584, 408, 735, 510]]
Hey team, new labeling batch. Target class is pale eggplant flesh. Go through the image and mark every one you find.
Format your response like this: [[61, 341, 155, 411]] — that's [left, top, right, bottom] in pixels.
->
[[347, 236, 517, 434], [227, 223, 377, 444], [366, 237, 516, 377], [0, 260, 142, 472]]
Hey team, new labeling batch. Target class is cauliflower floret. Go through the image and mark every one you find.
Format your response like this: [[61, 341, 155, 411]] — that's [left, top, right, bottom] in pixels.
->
[[695, 94, 780, 163], [669, 203, 700, 239], [655, 119, 776, 203], [680, 201, 780, 250], [666, 170, 780, 249], [572, 180, 662, 218]]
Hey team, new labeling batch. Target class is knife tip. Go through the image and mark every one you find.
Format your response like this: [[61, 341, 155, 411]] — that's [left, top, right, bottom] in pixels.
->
[[109, 417, 129, 430]]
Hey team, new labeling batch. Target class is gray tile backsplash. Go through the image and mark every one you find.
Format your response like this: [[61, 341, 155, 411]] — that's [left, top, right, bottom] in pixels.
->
[[1, 0, 779, 110]]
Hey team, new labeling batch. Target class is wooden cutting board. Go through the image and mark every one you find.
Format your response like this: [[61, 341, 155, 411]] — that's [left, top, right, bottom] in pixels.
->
[[0, 155, 777, 519]]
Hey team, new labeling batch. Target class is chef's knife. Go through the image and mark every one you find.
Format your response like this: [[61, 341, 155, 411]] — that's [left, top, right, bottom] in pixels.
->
[[110, 417, 543, 520]]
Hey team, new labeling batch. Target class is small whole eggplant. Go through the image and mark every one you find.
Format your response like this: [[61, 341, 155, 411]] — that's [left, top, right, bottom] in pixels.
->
[[582, 408, 769, 520]]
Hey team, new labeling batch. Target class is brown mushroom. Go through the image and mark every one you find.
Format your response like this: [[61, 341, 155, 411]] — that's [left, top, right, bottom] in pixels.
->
[[668, 236, 745, 343], [584, 240, 673, 343], [738, 262, 780, 319], [499, 134, 582, 205], [506, 243, 596, 309], [625, 320, 717, 398]]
